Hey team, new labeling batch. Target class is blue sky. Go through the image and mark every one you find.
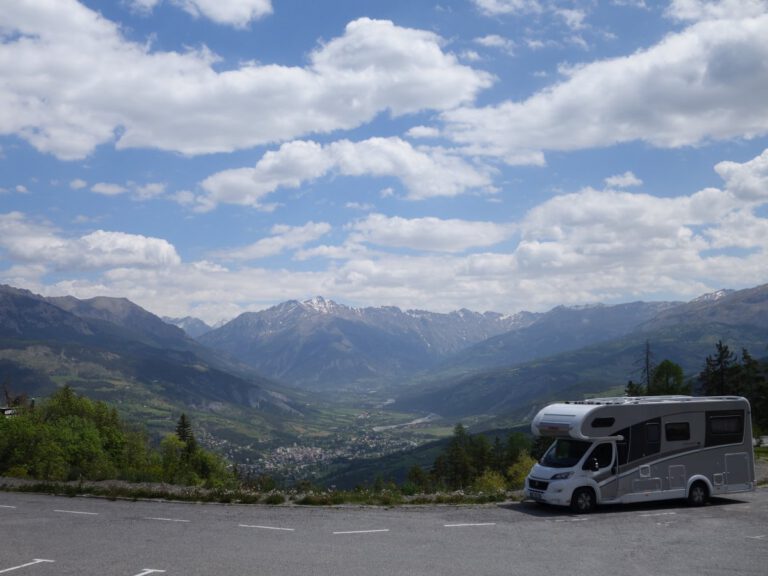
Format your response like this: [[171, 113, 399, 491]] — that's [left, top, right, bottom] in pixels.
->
[[1, 0, 768, 323]]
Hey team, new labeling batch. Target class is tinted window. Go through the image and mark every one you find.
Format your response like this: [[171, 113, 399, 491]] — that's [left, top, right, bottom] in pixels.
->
[[665, 422, 690, 442], [706, 411, 744, 446], [629, 418, 661, 462], [541, 439, 592, 468], [592, 417, 615, 428], [582, 443, 614, 470]]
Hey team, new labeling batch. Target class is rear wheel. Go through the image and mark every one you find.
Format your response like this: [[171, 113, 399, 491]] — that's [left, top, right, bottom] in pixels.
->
[[570, 487, 596, 514], [687, 481, 709, 507]]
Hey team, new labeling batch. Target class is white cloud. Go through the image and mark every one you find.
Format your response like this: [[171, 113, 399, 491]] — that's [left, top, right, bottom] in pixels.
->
[[443, 12, 768, 163], [406, 126, 441, 139], [91, 182, 128, 196], [11, 149, 768, 322], [214, 222, 332, 261], [667, 0, 768, 22], [714, 148, 768, 201], [556, 8, 587, 30], [0, 212, 180, 270], [15, 185, 29, 194], [90, 181, 166, 200], [472, 0, 543, 15], [69, 178, 88, 190], [0, 6, 492, 159], [130, 0, 272, 27], [604, 171, 643, 188], [348, 214, 513, 253], [172, 0, 272, 27], [475, 34, 516, 54], [197, 137, 494, 209]]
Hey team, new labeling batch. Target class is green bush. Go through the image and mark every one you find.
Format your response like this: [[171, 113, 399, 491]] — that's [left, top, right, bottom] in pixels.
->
[[472, 469, 507, 495], [506, 451, 537, 490]]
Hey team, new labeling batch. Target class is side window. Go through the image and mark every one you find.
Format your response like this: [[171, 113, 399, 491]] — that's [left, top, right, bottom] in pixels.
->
[[665, 422, 690, 442], [645, 422, 661, 455], [705, 411, 744, 446], [582, 443, 614, 470], [629, 418, 661, 462]]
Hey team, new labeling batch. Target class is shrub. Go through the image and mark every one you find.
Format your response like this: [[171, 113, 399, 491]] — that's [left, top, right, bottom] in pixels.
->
[[506, 451, 537, 490]]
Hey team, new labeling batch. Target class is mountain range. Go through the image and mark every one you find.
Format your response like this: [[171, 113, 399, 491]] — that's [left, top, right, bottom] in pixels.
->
[[196, 296, 536, 390], [3, 282, 767, 469]]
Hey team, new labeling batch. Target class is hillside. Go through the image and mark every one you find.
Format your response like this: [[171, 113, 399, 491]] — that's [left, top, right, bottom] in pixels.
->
[[431, 301, 677, 376], [393, 284, 768, 421], [0, 285, 308, 458]]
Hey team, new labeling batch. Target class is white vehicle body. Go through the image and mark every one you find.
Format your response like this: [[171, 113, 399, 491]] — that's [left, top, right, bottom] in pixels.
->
[[524, 396, 755, 513]]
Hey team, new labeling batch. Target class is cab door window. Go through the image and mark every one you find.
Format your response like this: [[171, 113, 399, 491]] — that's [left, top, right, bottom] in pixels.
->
[[583, 442, 613, 470]]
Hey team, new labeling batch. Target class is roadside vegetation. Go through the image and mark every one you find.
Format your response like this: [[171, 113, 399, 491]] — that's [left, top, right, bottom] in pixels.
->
[[0, 386, 233, 488]]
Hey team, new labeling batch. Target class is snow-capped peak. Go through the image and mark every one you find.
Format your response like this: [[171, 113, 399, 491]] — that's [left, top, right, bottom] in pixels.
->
[[691, 289, 733, 303]]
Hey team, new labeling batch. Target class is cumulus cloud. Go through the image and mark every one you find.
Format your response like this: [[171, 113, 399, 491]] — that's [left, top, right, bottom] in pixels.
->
[[0, 5, 492, 159], [197, 137, 494, 210], [348, 214, 513, 253], [0, 212, 180, 270], [714, 147, 768, 201], [91, 183, 128, 196], [443, 11, 768, 163], [213, 222, 332, 261], [604, 171, 643, 188]]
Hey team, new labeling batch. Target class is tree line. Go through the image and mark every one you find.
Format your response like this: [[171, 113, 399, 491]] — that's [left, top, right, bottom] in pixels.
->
[[0, 386, 233, 487], [402, 425, 547, 494], [625, 340, 768, 433]]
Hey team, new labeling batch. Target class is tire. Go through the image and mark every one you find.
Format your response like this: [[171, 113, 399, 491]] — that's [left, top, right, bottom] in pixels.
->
[[687, 481, 709, 507], [570, 487, 596, 514]]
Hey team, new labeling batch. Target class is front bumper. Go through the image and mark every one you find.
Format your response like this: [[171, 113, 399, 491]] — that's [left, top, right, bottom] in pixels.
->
[[525, 478, 572, 506]]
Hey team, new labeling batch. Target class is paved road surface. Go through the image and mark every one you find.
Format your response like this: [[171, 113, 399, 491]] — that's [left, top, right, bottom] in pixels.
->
[[1, 489, 767, 575]]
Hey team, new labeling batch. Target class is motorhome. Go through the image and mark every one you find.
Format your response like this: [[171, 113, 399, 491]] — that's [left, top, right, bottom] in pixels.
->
[[524, 396, 755, 513]]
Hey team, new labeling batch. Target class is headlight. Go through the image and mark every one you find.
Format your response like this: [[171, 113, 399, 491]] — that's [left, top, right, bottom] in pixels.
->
[[551, 472, 573, 480]]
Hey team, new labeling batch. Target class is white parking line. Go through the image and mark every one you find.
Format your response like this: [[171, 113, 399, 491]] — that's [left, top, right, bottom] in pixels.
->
[[0, 559, 54, 574], [444, 523, 496, 528], [144, 517, 190, 523], [132, 570, 166, 576], [746, 534, 766, 540], [54, 509, 98, 516], [333, 529, 390, 535], [0, 505, 17, 509], [239, 524, 295, 531], [640, 512, 677, 518]]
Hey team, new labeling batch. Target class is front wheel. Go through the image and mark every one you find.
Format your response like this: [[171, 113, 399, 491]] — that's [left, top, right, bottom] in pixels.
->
[[570, 487, 596, 514], [687, 481, 709, 507]]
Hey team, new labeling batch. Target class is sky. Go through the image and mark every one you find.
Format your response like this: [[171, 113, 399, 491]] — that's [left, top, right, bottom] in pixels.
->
[[1, 0, 768, 324]]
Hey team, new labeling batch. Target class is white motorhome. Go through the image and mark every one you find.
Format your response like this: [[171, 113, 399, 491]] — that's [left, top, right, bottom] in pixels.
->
[[524, 396, 755, 513]]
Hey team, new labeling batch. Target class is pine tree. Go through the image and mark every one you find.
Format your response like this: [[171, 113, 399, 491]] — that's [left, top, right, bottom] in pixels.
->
[[699, 341, 739, 396]]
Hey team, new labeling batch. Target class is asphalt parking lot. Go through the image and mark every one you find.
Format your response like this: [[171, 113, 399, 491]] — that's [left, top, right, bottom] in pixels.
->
[[1, 488, 767, 576]]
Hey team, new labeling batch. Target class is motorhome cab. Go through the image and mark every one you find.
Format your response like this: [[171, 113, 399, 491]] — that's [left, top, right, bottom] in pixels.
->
[[524, 396, 755, 513]]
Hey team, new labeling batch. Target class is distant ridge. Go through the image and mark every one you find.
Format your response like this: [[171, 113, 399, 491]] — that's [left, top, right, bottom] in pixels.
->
[[198, 297, 534, 390]]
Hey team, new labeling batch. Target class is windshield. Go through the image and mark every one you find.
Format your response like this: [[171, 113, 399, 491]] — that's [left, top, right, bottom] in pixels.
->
[[541, 439, 592, 468]]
